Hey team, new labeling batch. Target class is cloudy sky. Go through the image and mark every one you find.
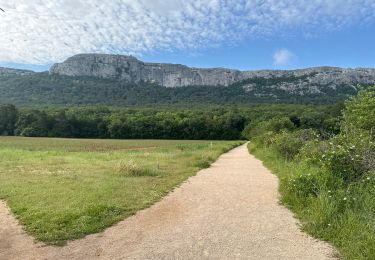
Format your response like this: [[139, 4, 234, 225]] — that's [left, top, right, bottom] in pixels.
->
[[0, 0, 375, 71]]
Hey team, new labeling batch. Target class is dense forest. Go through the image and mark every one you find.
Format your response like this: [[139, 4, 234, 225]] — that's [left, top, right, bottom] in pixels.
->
[[0, 103, 343, 140], [248, 87, 375, 259], [0, 72, 362, 106]]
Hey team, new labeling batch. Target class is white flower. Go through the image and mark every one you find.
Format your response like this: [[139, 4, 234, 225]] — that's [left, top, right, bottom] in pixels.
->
[[343, 197, 347, 201]]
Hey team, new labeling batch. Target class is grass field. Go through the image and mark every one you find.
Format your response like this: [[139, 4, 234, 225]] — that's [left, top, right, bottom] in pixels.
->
[[0, 137, 243, 245]]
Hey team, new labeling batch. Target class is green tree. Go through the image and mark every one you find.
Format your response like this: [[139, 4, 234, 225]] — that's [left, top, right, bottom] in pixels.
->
[[16, 110, 50, 137], [0, 104, 18, 135], [342, 86, 375, 132]]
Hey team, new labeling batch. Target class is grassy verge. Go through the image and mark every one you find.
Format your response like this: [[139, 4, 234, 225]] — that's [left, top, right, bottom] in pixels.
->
[[249, 142, 375, 260], [0, 137, 243, 245]]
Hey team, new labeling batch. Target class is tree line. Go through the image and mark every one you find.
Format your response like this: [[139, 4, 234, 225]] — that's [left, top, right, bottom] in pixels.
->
[[0, 104, 342, 140]]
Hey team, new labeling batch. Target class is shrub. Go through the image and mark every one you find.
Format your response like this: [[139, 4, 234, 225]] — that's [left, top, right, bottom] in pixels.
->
[[244, 117, 295, 139], [342, 86, 375, 132], [251, 131, 276, 148], [273, 129, 318, 160], [283, 173, 320, 198], [298, 139, 330, 166], [319, 131, 375, 183]]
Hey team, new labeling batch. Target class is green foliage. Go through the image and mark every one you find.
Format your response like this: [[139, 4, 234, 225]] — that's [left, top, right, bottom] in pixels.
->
[[343, 86, 375, 132], [16, 110, 50, 137], [0, 104, 18, 135], [284, 172, 321, 198], [244, 116, 295, 140], [273, 129, 318, 160], [0, 103, 341, 141], [319, 132, 375, 183], [0, 73, 364, 107], [297, 139, 329, 166], [248, 86, 375, 259]]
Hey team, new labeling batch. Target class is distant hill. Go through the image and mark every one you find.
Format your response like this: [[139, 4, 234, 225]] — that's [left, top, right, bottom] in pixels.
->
[[0, 54, 374, 106]]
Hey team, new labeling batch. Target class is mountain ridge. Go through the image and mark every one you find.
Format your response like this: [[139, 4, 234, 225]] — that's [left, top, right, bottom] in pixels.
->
[[0, 53, 374, 106], [0, 67, 35, 76], [49, 54, 375, 88]]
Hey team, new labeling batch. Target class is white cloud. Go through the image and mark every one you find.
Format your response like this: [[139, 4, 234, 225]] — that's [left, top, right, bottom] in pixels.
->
[[273, 49, 296, 66], [0, 0, 374, 64]]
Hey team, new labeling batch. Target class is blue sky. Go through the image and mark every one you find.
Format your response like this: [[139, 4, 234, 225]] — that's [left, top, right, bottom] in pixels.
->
[[145, 25, 375, 71], [1, 1, 375, 72]]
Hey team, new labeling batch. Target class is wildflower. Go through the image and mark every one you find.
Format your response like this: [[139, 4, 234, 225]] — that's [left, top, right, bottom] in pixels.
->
[[343, 197, 347, 201], [367, 177, 371, 180]]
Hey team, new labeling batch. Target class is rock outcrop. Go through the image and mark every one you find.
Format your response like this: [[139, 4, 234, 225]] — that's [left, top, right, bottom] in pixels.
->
[[49, 54, 375, 89]]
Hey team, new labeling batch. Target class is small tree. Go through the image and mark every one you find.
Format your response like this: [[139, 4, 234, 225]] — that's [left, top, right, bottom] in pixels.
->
[[342, 86, 375, 132]]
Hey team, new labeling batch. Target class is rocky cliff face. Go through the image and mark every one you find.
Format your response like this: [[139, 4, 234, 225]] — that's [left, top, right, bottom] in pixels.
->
[[49, 54, 242, 87], [49, 54, 375, 89]]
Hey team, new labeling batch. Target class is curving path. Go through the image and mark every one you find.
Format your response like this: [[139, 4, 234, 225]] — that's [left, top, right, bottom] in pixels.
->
[[0, 143, 336, 259]]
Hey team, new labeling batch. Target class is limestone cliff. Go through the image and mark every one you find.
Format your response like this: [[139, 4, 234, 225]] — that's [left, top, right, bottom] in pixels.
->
[[49, 54, 375, 89]]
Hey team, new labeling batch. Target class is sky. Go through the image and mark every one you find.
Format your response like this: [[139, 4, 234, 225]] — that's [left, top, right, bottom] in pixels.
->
[[0, 0, 375, 72]]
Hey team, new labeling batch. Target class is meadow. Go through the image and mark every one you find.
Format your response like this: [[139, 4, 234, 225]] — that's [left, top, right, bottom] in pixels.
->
[[0, 137, 242, 245]]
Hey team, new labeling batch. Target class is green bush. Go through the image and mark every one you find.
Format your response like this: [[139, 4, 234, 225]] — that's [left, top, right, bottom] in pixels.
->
[[273, 129, 318, 160], [319, 132, 375, 183], [248, 87, 375, 259], [298, 139, 330, 166], [251, 131, 276, 147], [283, 172, 320, 198], [244, 117, 295, 139], [343, 86, 375, 132]]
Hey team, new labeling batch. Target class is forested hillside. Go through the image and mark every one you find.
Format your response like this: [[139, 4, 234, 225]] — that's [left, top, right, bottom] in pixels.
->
[[0, 72, 368, 106]]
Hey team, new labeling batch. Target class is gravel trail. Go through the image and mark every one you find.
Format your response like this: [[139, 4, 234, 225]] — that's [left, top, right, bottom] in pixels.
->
[[0, 143, 336, 259]]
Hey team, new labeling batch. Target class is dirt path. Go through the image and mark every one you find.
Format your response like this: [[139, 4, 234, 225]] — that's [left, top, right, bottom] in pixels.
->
[[0, 143, 336, 260]]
